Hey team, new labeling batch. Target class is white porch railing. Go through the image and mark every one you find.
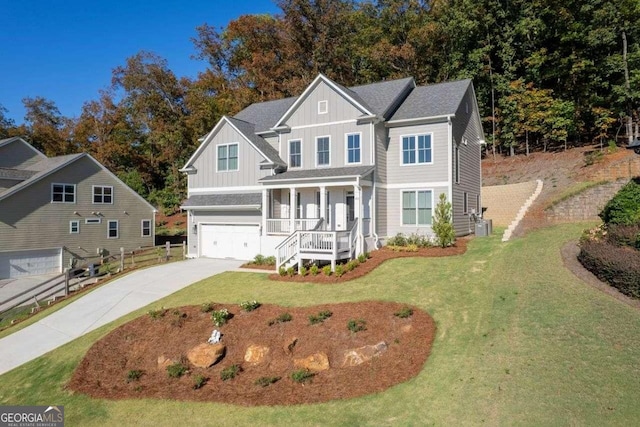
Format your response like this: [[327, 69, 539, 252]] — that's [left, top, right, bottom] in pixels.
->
[[275, 219, 359, 271], [266, 218, 323, 235]]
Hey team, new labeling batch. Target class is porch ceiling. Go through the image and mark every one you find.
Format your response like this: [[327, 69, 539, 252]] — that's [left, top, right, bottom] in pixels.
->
[[259, 165, 374, 184]]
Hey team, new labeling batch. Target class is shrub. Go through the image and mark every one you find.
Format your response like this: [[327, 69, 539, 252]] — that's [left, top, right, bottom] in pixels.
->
[[357, 253, 367, 263], [255, 376, 281, 387], [268, 312, 293, 326], [334, 264, 345, 277], [607, 224, 640, 249], [167, 362, 188, 378], [126, 369, 143, 383], [291, 369, 315, 384], [299, 266, 308, 276], [192, 374, 207, 390], [388, 244, 418, 252], [264, 256, 276, 265], [346, 260, 359, 272], [584, 150, 604, 166], [599, 178, 640, 225], [394, 306, 414, 318], [406, 233, 431, 248], [578, 239, 640, 298], [347, 318, 367, 333], [278, 266, 286, 276], [433, 193, 455, 248], [239, 300, 261, 312], [211, 308, 230, 327], [387, 233, 408, 246], [253, 254, 266, 265], [200, 302, 214, 313], [322, 265, 332, 276], [310, 264, 319, 275], [147, 308, 166, 320], [309, 310, 333, 325], [220, 364, 241, 381], [171, 309, 187, 327], [286, 267, 295, 277]]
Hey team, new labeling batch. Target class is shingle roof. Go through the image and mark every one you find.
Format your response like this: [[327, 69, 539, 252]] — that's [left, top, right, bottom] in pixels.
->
[[260, 165, 375, 182], [350, 77, 415, 119], [389, 79, 472, 121], [0, 168, 38, 180], [226, 117, 286, 166], [181, 193, 262, 208], [234, 97, 297, 133]]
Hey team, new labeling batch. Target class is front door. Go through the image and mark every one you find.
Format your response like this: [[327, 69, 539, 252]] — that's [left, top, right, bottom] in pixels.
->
[[346, 192, 355, 227]]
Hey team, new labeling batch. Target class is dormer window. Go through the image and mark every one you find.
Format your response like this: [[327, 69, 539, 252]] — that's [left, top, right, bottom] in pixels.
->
[[318, 100, 328, 114]]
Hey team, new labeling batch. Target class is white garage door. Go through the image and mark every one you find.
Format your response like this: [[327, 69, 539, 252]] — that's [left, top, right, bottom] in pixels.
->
[[200, 224, 260, 260], [0, 248, 62, 279]]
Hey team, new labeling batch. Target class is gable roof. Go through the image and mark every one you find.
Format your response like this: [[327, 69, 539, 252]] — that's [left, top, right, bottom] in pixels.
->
[[349, 77, 415, 119], [0, 136, 48, 160], [182, 116, 286, 170], [0, 168, 38, 181], [389, 79, 472, 122], [234, 97, 297, 133]]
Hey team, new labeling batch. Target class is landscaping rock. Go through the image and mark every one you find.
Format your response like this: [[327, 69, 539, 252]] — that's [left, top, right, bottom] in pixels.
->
[[244, 344, 270, 365], [293, 352, 330, 371], [187, 343, 225, 368], [157, 355, 174, 371], [401, 324, 413, 334], [341, 341, 388, 367], [283, 337, 298, 355]]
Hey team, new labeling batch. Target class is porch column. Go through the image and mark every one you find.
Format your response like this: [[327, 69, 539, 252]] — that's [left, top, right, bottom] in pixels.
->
[[289, 187, 296, 233], [261, 188, 268, 236], [319, 186, 327, 230], [354, 184, 363, 255]]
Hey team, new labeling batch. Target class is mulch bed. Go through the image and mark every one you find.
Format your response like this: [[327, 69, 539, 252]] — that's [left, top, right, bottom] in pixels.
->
[[268, 239, 468, 283], [239, 263, 276, 271], [67, 301, 436, 406]]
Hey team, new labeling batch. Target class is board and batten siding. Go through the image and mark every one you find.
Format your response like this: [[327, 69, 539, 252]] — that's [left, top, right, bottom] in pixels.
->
[[285, 80, 366, 128], [187, 210, 262, 257], [375, 187, 388, 237], [188, 122, 271, 190], [0, 141, 43, 169], [385, 186, 448, 238], [385, 121, 450, 185], [374, 122, 387, 183], [0, 156, 154, 267], [451, 86, 483, 236], [281, 122, 372, 170]]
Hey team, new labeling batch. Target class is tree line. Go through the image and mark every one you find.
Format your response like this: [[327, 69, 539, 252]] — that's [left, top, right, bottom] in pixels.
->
[[1, 0, 638, 211]]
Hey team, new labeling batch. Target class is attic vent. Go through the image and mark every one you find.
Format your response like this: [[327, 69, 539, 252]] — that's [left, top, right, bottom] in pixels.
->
[[318, 100, 328, 114]]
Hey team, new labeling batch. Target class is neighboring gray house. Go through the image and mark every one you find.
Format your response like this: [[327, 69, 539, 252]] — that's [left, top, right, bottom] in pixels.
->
[[0, 137, 156, 278], [181, 74, 483, 270]]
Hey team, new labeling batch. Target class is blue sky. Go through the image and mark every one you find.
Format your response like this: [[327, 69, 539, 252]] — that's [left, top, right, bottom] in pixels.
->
[[0, 0, 279, 124]]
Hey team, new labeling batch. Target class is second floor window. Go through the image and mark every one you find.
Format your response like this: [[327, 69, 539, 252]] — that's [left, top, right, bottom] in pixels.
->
[[217, 143, 238, 171], [347, 133, 361, 164], [290, 140, 301, 168], [93, 186, 113, 204], [316, 136, 330, 166], [52, 183, 75, 203], [402, 134, 432, 164]]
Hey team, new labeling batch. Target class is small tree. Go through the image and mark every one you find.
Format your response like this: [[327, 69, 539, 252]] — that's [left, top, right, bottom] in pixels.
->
[[433, 193, 455, 248]]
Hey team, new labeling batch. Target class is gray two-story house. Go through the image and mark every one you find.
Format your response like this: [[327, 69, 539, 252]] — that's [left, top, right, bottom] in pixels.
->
[[0, 137, 156, 278], [181, 74, 484, 270]]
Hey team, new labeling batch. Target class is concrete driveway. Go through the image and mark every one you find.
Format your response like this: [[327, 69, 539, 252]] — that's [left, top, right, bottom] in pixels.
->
[[0, 274, 60, 313], [0, 258, 242, 375]]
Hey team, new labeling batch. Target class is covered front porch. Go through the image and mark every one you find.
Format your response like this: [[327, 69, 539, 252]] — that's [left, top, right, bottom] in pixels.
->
[[258, 166, 376, 270]]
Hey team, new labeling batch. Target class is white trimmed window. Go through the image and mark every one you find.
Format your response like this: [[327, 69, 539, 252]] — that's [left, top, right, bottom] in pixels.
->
[[70, 220, 80, 234], [318, 100, 328, 114], [402, 190, 433, 226], [107, 220, 119, 239], [463, 192, 468, 214], [316, 136, 330, 166], [85, 218, 101, 224], [52, 183, 75, 203], [217, 143, 239, 171], [454, 145, 460, 183], [289, 140, 302, 168], [346, 133, 361, 164], [93, 185, 113, 204], [142, 219, 152, 237], [402, 134, 433, 165]]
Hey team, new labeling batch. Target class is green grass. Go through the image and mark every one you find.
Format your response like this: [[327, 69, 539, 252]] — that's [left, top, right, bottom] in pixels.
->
[[545, 181, 609, 209], [1, 223, 640, 426]]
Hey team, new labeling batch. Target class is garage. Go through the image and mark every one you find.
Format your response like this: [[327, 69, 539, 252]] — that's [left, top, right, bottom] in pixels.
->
[[0, 248, 62, 279], [200, 224, 260, 260]]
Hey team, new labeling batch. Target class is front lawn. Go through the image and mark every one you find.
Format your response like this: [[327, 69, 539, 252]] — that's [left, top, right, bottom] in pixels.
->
[[1, 223, 639, 426]]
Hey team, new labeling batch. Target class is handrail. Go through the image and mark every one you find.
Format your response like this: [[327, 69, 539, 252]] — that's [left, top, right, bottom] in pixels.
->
[[275, 231, 299, 270]]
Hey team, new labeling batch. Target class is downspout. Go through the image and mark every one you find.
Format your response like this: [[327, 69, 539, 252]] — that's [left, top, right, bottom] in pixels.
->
[[447, 116, 453, 204], [370, 121, 380, 248], [356, 176, 364, 255]]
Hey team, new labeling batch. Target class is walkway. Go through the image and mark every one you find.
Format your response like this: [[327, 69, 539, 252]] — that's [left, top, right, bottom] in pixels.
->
[[0, 258, 242, 375]]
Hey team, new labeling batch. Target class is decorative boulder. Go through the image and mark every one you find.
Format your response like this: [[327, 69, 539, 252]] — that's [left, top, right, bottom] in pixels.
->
[[341, 341, 388, 367], [244, 344, 270, 365], [283, 337, 298, 355], [401, 324, 413, 334], [187, 343, 226, 368], [293, 352, 330, 372], [157, 355, 174, 371]]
